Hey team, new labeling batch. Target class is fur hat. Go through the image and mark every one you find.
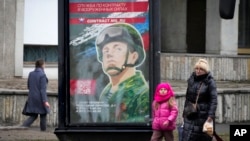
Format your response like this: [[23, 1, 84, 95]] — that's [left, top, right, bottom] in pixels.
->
[[194, 59, 210, 73]]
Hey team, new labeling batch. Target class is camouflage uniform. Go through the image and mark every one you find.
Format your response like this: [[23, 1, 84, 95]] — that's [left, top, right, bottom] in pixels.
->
[[99, 71, 149, 122]]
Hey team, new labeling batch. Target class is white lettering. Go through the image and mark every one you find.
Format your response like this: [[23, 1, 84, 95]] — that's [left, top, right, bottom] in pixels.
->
[[234, 129, 247, 136]]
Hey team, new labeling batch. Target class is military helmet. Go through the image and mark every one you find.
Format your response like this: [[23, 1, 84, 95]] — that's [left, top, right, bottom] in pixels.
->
[[95, 23, 146, 67]]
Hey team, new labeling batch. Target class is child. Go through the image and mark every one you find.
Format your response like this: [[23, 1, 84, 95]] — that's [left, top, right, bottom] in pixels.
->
[[150, 82, 178, 141]]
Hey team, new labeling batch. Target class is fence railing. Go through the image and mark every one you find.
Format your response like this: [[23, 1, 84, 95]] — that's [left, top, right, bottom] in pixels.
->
[[175, 88, 250, 124], [0, 90, 58, 127], [1, 88, 250, 127]]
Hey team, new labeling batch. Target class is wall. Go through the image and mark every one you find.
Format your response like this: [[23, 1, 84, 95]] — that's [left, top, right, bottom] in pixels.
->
[[21, 53, 250, 81], [0, 90, 58, 127], [24, 0, 58, 45], [0, 0, 17, 79], [23, 67, 58, 79], [160, 0, 187, 53], [161, 53, 250, 81]]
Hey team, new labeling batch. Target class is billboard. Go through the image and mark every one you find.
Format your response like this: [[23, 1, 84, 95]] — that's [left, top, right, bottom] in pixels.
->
[[68, 0, 150, 125]]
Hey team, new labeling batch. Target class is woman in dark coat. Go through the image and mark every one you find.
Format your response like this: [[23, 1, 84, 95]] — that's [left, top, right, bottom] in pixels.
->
[[181, 59, 217, 141], [22, 59, 50, 131]]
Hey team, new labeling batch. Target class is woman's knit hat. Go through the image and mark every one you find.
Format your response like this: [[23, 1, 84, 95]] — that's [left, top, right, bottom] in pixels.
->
[[194, 59, 210, 73]]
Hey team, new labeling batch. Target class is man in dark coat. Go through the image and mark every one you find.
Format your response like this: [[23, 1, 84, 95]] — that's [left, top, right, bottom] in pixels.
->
[[181, 59, 218, 141], [22, 59, 50, 131]]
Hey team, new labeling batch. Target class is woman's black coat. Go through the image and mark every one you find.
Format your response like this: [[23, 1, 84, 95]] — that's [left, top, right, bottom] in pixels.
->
[[181, 72, 217, 141]]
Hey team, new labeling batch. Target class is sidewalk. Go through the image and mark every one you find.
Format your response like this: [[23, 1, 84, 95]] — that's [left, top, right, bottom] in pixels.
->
[[0, 123, 232, 141], [0, 126, 58, 141]]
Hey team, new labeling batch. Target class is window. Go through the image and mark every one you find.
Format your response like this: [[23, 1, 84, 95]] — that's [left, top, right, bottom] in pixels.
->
[[24, 45, 58, 63]]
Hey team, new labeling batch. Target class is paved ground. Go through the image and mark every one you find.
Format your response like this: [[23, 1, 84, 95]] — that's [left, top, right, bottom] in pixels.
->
[[0, 126, 58, 141], [0, 78, 249, 140], [0, 123, 236, 141]]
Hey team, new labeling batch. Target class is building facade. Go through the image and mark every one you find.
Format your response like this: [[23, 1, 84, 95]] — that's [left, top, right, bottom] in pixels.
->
[[0, 0, 249, 80]]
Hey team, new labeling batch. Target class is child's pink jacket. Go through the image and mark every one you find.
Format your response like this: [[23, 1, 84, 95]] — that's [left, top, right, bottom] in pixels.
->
[[152, 100, 178, 131]]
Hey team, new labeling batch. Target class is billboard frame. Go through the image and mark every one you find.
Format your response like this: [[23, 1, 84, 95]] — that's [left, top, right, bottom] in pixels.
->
[[55, 0, 161, 140]]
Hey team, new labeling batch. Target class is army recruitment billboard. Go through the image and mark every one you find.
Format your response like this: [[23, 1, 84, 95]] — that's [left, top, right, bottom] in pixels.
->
[[68, 0, 150, 125]]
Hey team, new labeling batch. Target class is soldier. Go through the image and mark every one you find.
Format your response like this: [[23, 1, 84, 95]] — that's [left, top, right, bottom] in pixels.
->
[[95, 23, 149, 122]]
